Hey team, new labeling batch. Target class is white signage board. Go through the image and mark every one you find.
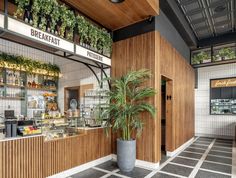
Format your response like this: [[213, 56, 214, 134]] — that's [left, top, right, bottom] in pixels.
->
[[76, 45, 111, 66], [0, 14, 4, 29], [7, 17, 74, 53]]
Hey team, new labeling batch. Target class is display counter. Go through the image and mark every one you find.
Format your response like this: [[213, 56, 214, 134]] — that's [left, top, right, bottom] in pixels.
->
[[0, 127, 111, 178]]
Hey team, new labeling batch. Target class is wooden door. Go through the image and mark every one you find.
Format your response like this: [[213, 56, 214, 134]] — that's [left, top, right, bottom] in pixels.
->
[[165, 80, 173, 151]]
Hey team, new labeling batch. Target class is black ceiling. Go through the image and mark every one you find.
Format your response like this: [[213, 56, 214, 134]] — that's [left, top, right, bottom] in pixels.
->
[[161, 0, 236, 49]]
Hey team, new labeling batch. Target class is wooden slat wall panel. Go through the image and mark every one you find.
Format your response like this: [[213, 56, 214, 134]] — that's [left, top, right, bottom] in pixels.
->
[[112, 31, 161, 162], [0, 136, 43, 178], [43, 128, 111, 177], [160, 37, 195, 151], [112, 32, 195, 163]]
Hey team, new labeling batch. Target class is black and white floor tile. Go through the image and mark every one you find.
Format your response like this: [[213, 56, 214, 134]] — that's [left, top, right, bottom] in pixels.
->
[[67, 137, 234, 178]]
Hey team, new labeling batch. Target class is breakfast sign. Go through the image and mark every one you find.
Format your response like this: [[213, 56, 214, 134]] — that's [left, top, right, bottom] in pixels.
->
[[7, 17, 74, 53], [211, 77, 236, 88]]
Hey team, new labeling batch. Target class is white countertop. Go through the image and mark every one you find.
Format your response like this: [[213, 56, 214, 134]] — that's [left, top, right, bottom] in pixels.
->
[[0, 134, 43, 142]]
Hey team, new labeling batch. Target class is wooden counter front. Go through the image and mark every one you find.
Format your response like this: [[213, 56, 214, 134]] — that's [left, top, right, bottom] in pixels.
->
[[0, 128, 111, 178]]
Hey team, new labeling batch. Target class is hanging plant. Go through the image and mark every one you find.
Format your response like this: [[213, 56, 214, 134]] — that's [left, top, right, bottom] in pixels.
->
[[65, 10, 76, 41], [0, 53, 60, 76], [103, 30, 113, 56], [50, 0, 60, 34], [14, 0, 30, 19], [59, 4, 68, 38], [97, 29, 106, 53], [40, 0, 55, 32], [31, 0, 42, 28], [77, 15, 89, 45], [88, 24, 99, 49]]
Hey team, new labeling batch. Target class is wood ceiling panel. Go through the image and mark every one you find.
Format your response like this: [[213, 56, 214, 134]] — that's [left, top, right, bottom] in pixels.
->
[[63, 0, 159, 30]]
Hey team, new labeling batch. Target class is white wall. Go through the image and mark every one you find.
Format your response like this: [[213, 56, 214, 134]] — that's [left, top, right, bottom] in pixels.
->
[[0, 38, 54, 116], [55, 57, 109, 113], [0, 38, 107, 117], [195, 63, 236, 138]]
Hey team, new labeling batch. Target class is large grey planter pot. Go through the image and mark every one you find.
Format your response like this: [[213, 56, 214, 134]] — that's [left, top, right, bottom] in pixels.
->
[[117, 139, 136, 172]]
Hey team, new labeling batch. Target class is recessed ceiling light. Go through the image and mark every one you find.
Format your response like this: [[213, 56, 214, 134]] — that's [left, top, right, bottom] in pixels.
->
[[109, 0, 125, 3], [214, 5, 226, 13]]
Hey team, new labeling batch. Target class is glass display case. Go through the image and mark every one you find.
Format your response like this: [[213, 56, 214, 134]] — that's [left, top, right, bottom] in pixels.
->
[[81, 89, 109, 127], [35, 115, 80, 141], [210, 77, 236, 115], [211, 99, 236, 115]]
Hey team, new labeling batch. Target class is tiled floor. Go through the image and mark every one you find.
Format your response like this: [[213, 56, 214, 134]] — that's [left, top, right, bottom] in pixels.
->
[[67, 137, 234, 178]]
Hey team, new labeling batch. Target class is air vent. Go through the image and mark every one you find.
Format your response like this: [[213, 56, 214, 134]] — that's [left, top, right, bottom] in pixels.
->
[[214, 5, 226, 13]]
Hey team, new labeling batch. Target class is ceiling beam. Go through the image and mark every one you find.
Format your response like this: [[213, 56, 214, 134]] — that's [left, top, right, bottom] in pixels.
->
[[198, 32, 236, 47], [160, 0, 198, 48]]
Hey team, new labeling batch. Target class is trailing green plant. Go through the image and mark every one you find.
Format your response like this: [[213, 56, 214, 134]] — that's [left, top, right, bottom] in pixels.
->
[[40, 0, 55, 31], [50, 0, 60, 33], [77, 15, 89, 44], [14, 0, 113, 55], [14, 0, 30, 18], [88, 24, 99, 49], [0, 53, 60, 76], [103, 30, 113, 55], [191, 51, 209, 64], [31, 0, 42, 28], [218, 47, 235, 60], [100, 69, 156, 140], [59, 5, 76, 40]]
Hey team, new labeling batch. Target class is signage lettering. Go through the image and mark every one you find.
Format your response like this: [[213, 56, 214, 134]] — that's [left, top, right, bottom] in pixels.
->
[[31, 29, 60, 46], [87, 51, 103, 61], [211, 78, 236, 88]]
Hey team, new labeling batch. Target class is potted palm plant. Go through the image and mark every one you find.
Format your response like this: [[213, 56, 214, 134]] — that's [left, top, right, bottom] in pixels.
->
[[101, 69, 156, 172]]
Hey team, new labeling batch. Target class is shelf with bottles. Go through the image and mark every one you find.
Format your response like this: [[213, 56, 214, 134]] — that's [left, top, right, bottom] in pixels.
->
[[27, 74, 58, 92]]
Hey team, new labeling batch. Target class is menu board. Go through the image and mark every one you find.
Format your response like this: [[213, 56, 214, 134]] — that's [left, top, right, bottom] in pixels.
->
[[211, 77, 236, 88], [7, 17, 74, 53], [210, 77, 236, 115]]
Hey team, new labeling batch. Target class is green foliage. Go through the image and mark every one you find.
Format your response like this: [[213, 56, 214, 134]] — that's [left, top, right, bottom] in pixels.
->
[[14, 0, 113, 55], [101, 69, 156, 140], [218, 47, 235, 59], [31, 0, 41, 28], [77, 15, 89, 44], [192, 51, 209, 64], [0, 53, 60, 76], [14, 0, 30, 18]]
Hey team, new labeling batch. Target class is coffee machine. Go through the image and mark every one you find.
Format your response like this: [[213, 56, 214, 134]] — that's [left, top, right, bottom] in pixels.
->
[[4, 110, 17, 138]]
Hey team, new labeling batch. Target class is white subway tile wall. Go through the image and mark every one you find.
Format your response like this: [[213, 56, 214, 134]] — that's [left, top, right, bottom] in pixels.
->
[[56, 56, 110, 113], [195, 63, 236, 137], [0, 38, 109, 116]]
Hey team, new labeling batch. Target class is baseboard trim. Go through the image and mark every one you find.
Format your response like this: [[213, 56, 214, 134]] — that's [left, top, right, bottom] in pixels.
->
[[166, 137, 195, 157], [111, 154, 159, 170], [195, 133, 234, 140], [47, 155, 112, 178]]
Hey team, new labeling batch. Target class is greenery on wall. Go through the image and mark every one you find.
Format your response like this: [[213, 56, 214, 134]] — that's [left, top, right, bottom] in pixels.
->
[[218, 47, 235, 60], [0, 53, 60, 76], [192, 51, 210, 64], [14, 0, 113, 56]]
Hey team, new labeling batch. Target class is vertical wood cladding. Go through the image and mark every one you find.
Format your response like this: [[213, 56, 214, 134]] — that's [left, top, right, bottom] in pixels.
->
[[0, 136, 44, 178], [0, 128, 111, 178], [112, 32, 195, 163]]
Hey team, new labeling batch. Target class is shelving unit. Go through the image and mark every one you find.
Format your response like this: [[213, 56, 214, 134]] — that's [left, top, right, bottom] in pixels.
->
[[0, 66, 58, 117], [82, 89, 109, 127]]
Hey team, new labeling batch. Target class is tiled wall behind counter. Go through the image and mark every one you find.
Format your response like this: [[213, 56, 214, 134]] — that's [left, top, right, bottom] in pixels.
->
[[195, 63, 236, 138], [0, 38, 54, 116], [0, 38, 110, 116]]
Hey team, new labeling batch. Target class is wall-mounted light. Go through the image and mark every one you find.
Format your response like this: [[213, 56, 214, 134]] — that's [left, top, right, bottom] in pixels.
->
[[109, 0, 125, 3]]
